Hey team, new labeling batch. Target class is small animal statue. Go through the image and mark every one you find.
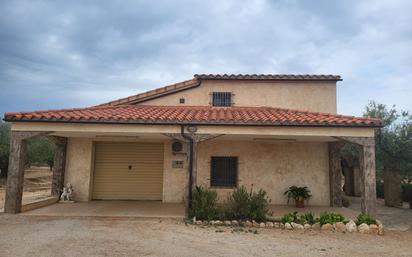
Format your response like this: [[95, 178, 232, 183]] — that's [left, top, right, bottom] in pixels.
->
[[60, 183, 73, 201]]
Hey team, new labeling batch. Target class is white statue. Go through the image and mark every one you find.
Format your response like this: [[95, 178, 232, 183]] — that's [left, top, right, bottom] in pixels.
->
[[60, 183, 74, 202]]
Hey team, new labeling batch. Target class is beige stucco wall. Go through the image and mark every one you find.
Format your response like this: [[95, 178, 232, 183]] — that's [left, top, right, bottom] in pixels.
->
[[61, 137, 330, 205], [162, 140, 187, 202], [64, 138, 94, 201], [196, 140, 330, 206], [142, 80, 337, 113]]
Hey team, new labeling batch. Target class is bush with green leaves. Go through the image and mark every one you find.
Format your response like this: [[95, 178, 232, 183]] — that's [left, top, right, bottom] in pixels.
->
[[356, 213, 376, 225], [281, 212, 298, 224], [189, 186, 219, 221], [319, 212, 345, 225], [280, 212, 316, 225], [224, 186, 270, 222]]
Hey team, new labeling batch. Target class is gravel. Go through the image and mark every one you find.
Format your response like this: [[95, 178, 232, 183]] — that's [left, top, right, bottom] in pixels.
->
[[0, 214, 411, 257]]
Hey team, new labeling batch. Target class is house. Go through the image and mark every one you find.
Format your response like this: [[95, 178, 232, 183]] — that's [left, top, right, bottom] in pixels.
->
[[3, 74, 381, 215]]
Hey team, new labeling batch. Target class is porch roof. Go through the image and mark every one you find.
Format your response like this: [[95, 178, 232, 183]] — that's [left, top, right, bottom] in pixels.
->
[[4, 105, 381, 128]]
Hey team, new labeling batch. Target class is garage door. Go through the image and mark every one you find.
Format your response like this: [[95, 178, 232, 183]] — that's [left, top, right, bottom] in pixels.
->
[[92, 142, 164, 200]]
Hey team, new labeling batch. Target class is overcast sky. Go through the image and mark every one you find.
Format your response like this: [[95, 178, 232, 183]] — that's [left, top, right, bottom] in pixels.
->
[[0, 0, 411, 116]]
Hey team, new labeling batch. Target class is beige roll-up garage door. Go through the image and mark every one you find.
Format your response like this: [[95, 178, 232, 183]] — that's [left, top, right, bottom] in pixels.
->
[[92, 142, 164, 200]]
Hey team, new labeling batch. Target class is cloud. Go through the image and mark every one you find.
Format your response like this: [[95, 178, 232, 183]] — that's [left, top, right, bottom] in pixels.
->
[[0, 0, 411, 116]]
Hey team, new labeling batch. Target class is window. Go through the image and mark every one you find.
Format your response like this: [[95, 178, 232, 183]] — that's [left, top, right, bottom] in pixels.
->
[[210, 156, 238, 187], [179, 98, 185, 104], [212, 92, 232, 107]]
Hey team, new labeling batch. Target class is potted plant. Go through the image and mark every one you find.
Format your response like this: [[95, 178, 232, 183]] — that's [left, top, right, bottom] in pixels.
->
[[284, 186, 312, 208]]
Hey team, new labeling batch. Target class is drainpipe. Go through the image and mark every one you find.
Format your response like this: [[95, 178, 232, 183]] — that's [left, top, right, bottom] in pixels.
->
[[181, 125, 194, 210]]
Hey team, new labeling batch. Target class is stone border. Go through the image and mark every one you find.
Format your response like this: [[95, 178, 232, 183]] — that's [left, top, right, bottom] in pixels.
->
[[191, 218, 384, 235]]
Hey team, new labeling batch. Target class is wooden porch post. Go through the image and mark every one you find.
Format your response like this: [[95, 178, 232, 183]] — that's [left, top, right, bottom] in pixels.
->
[[336, 136, 377, 216], [328, 141, 344, 207], [49, 136, 67, 197], [359, 138, 377, 216], [5, 131, 49, 213]]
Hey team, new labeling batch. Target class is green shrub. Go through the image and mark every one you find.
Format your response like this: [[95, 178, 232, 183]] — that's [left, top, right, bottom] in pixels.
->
[[319, 212, 345, 225], [189, 186, 219, 221], [281, 212, 298, 224], [301, 212, 316, 225], [225, 186, 270, 222], [280, 212, 316, 225], [356, 213, 376, 225]]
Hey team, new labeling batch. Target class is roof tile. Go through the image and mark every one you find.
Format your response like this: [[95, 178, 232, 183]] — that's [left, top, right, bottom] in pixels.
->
[[4, 105, 381, 127]]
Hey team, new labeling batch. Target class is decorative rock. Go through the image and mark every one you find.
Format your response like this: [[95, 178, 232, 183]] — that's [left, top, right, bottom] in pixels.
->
[[259, 222, 266, 228], [321, 223, 334, 231], [334, 222, 347, 233], [311, 223, 321, 230], [291, 222, 304, 230], [252, 221, 260, 227], [304, 224, 311, 230], [280, 223, 285, 229], [231, 220, 239, 226], [369, 224, 379, 234], [195, 220, 203, 225], [376, 220, 384, 235], [192, 217, 196, 224], [274, 222, 280, 228], [346, 220, 357, 233], [358, 223, 370, 234], [215, 220, 223, 226], [266, 222, 274, 228], [245, 220, 253, 227], [224, 220, 232, 226], [285, 223, 293, 230]]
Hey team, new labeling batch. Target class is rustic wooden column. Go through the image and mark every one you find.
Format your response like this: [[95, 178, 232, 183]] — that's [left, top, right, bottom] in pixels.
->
[[328, 141, 345, 207], [5, 131, 49, 213], [359, 138, 377, 216], [336, 136, 377, 216], [49, 136, 67, 197]]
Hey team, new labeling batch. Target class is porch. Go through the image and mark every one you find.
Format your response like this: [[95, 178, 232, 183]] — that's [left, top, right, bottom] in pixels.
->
[[4, 122, 378, 216], [21, 201, 186, 219]]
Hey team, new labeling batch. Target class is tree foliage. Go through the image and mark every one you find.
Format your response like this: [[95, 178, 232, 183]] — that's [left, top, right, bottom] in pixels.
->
[[0, 121, 55, 177], [0, 121, 11, 177], [364, 101, 412, 177]]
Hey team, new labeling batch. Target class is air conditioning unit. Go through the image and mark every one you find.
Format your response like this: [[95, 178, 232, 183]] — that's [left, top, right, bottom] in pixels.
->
[[172, 141, 183, 153]]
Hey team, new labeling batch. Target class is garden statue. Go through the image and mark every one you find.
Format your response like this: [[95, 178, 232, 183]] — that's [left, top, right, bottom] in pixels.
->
[[60, 183, 74, 202]]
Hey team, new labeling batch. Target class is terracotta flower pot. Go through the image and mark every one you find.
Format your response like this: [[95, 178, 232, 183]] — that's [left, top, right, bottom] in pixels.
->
[[295, 199, 305, 208]]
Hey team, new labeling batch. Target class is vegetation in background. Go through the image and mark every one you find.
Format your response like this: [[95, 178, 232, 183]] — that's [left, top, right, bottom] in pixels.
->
[[356, 213, 376, 225], [189, 186, 219, 221], [365, 101, 412, 178], [27, 137, 54, 169], [0, 121, 55, 177], [0, 121, 11, 177]]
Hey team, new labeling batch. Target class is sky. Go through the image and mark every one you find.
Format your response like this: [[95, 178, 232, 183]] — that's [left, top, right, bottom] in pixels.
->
[[0, 0, 411, 116]]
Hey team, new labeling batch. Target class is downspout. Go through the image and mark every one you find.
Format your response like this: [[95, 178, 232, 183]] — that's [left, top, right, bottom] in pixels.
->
[[181, 125, 194, 210]]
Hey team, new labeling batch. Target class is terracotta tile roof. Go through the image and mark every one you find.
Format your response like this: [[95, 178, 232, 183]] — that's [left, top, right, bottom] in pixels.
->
[[97, 78, 200, 107], [98, 74, 341, 107], [194, 74, 342, 81], [4, 105, 381, 127]]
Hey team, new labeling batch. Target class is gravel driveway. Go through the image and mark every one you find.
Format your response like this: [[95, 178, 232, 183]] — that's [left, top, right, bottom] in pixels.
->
[[0, 214, 411, 257]]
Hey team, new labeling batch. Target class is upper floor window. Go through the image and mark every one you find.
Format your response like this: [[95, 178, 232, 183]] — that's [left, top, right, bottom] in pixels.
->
[[212, 92, 232, 107]]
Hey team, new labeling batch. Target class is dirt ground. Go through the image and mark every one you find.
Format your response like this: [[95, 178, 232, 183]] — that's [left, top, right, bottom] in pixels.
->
[[0, 166, 52, 210], [0, 215, 411, 257]]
